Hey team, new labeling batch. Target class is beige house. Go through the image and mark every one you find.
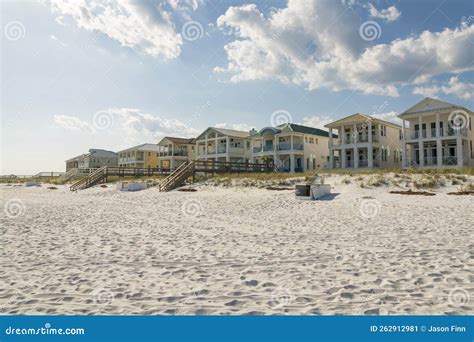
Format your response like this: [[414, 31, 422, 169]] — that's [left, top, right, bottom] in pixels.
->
[[118, 144, 160, 168], [251, 123, 331, 172], [157, 137, 196, 170], [195, 127, 253, 163], [326, 114, 403, 169], [65, 149, 118, 171], [398, 97, 474, 168]]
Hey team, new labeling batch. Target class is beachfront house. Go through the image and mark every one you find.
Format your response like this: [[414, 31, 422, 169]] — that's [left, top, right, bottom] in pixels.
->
[[157, 137, 196, 170], [251, 123, 331, 172], [325, 114, 403, 169], [118, 144, 160, 168], [65, 149, 118, 171], [194, 127, 253, 163], [398, 97, 474, 168]]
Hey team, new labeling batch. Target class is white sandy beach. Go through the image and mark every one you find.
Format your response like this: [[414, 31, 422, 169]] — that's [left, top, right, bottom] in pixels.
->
[[1, 176, 473, 315]]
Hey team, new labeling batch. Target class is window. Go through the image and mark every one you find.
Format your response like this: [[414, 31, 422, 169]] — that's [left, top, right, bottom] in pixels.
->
[[305, 137, 308, 143], [315, 138, 318, 144], [313, 159, 316, 169], [306, 158, 309, 170], [381, 125, 387, 137], [148, 152, 151, 157], [309, 138, 314, 144], [246, 141, 250, 149], [399, 129, 402, 140]]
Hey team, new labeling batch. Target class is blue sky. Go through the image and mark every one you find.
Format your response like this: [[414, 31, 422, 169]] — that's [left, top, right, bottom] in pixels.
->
[[1, 0, 473, 174]]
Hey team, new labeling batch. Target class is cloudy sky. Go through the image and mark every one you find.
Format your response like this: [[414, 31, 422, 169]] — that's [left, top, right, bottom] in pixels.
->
[[1, 0, 473, 174]]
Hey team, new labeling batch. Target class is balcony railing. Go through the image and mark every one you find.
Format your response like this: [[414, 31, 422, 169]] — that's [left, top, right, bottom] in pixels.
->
[[159, 151, 188, 157], [407, 127, 468, 140], [277, 142, 303, 151], [443, 156, 458, 166]]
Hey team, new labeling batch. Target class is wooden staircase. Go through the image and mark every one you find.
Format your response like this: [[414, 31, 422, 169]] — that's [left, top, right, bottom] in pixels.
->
[[159, 161, 195, 192], [70, 166, 108, 191], [57, 168, 78, 184]]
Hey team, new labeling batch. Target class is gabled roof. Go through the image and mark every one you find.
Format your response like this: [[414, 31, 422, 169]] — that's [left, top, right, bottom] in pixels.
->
[[279, 123, 332, 137], [325, 113, 401, 129], [398, 97, 472, 117], [118, 143, 160, 153], [89, 149, 118, 158], [195, 127, 250, 140], [158, 136, 195, 145]]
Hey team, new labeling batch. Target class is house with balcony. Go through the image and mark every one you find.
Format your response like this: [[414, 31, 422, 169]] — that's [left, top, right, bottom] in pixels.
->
[[118, 143, 160, 168], [157, 137, 196, 170], [251, 123, 332, 172], [325, 114, 404, 169], [195, 127, 253, 163], [398, 97, 474, 168], [65, 149, 118, 171]]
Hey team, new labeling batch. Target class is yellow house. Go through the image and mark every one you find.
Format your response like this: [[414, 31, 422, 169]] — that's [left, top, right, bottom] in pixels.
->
[[118, 143, 160, 168]]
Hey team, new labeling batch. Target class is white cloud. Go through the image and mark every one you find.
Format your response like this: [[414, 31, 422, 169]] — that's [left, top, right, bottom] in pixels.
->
[[412, 76, 474, 100], [216, 0, 474, 97], [54, 108, 199, 145], [48, 0, 184, 60], [413, 84, 441, 98], [441, 76, 474, 100], [301, 116, 334, 130], [372, 111, 402, 125], [54, 114, 94, 132], [368, 4, 401, 22], [215, 122, 254, 132]]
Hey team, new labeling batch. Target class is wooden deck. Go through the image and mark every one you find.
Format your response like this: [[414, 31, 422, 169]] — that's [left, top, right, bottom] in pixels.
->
[[70, 160, 276, 191]]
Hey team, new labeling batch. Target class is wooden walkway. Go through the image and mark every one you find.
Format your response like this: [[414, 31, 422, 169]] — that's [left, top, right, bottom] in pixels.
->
[[70, 161, 276, 191]]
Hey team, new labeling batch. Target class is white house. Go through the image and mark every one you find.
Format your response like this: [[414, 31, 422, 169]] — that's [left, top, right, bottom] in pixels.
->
[[251, 123, 331, 172], [325, 114, 403, 169], [157, 137, 196, 169], [194, 127, 253, 163], [398, 97, 474, 168]]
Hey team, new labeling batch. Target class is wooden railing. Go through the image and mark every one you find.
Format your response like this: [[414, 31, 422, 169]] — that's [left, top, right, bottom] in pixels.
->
[[159, 161, 194, 192], [193, 160, 275, 173], [70, 166, 108, 191]]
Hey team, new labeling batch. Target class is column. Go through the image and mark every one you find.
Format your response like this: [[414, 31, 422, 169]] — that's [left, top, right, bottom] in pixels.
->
[[195, 142, 199, 159], [368, 121, 373, 168], [418, 140, 424, 167], [354, 147, 358, 168], [329, 128, 333, 146], [341, 125, 345, 144], [290, 135, 294, 150], [436, 114, 442, 167], [329, 148, 334, 169], [341, 148, 346, 168], [457, 136, 463, 167], [401, 142, 406, 167], [226, 137, 230, 162], [290, 154, 295, 173], [353, 124, 358, 143], [418, 116, 422, 139], [204, 134, 208, 158], [368, 121, 373, 143]]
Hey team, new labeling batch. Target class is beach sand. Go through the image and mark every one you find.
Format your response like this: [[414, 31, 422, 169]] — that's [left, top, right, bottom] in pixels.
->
[[1, 176, 473, 315]]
